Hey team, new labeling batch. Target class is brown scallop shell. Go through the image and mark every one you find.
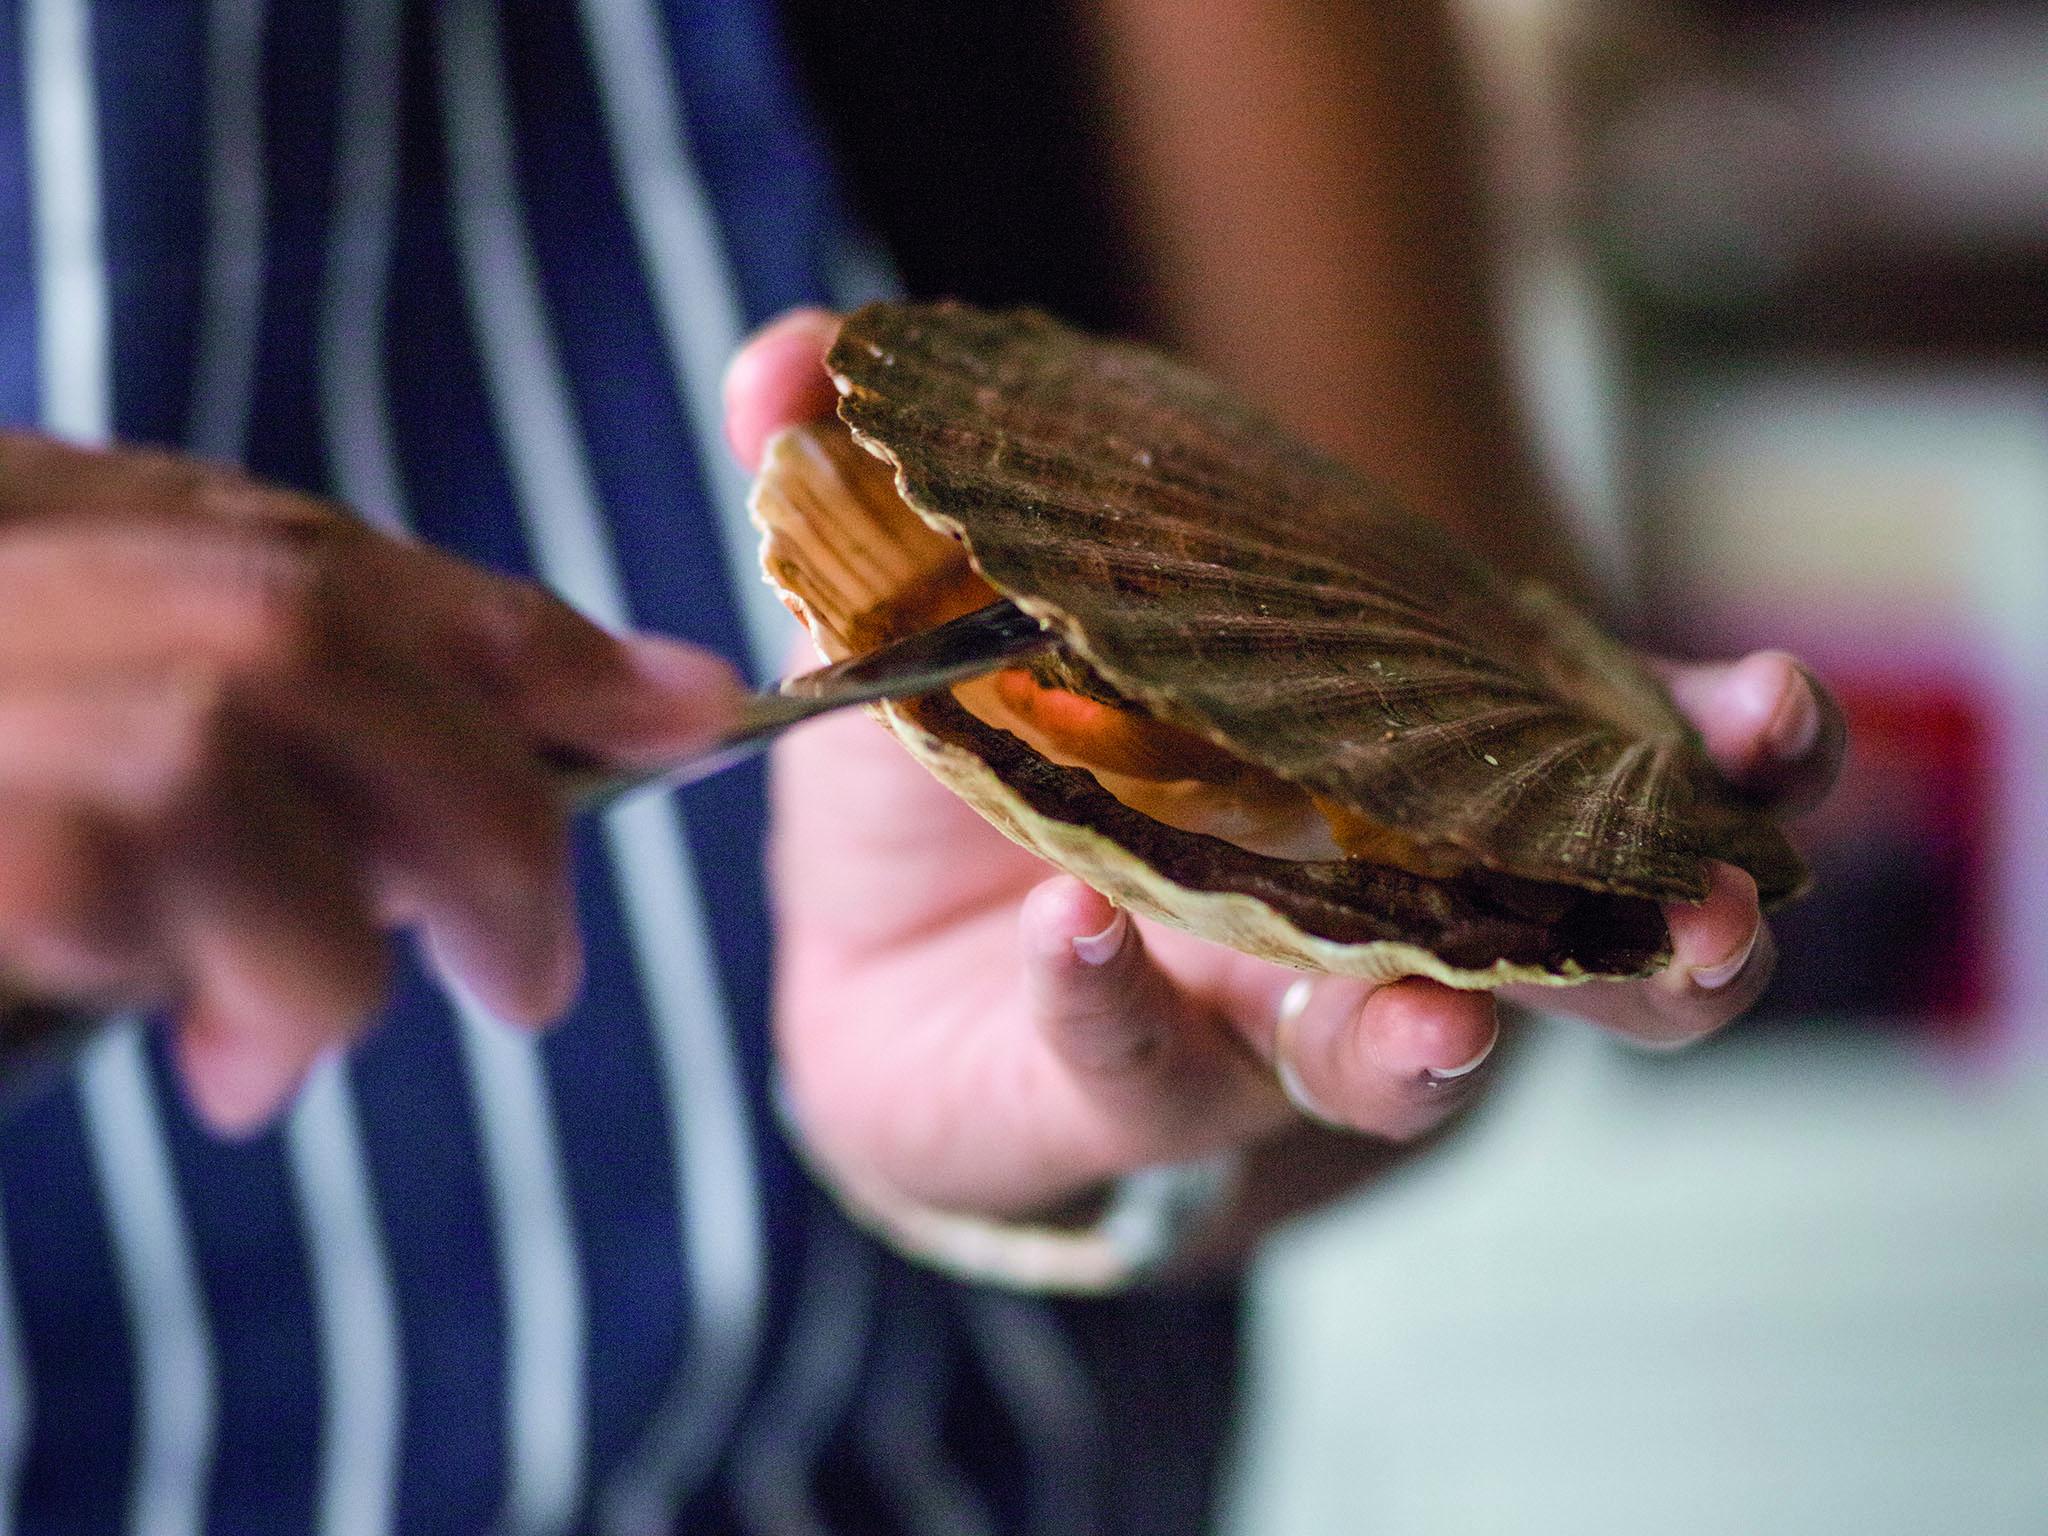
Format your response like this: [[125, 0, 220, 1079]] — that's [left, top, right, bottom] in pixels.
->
[[751, 301, 1808, 987]]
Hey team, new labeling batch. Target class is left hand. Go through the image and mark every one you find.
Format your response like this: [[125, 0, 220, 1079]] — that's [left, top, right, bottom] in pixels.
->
[[734, 309, 1846, 1244]]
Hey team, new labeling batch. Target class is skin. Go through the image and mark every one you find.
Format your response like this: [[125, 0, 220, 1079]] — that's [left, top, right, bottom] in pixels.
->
[[0, 432, 743, 1133], [1080, 0, 1593, 588], [734, 309, 1845, 1253]]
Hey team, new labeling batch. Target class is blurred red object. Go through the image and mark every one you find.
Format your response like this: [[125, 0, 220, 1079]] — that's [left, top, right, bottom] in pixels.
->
[[1759, 672, 1994, 1039]]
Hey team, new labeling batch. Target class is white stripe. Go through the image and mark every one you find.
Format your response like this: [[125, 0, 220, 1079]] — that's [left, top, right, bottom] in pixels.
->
[[26, 21, 219, 1531], [295, 10, 413, 1536], [324, 7, 594, 1531], [315, 0, 405, 536], [573, 0, 791, 680], [589, 793, 765, 1536], [964, 1295, 1101, 1536], [286, 1063, 401, 1536], [729, 1217, 878, 1536], [452, 1008, 587, 1536], [0, 1198, 29, 1536], [436, 6, 768, 1530], [858, 1277, 999, 1536], [76, 1027, 217, 1536], [185, 0, 267, 462], [22, 0, 109, 441]]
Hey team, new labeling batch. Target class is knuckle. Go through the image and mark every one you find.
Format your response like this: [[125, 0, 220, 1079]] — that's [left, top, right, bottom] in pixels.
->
[[480, 579, 561, 657], [479, 578, 607, 680], [0, 806, 141, 984], [211, 545, 329, 678], [145, 673, 239, 807], [121, 672, 282, 828], [1054, 1003, 1169, 1079]]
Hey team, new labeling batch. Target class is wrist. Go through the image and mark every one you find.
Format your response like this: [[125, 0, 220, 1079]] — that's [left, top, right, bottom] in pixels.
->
[[824, 1146, 1245, 1294], [776, 1077, 1244, 1291]]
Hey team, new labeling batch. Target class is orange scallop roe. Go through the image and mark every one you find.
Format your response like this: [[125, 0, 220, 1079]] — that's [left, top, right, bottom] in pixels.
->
[[992, 669, 1246, 784], [989, 668, 1466, 875]]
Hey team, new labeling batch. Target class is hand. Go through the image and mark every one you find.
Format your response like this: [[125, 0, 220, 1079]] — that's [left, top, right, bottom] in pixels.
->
[[735, 310, 1845, 1246], [0, 433, 743, 1133]]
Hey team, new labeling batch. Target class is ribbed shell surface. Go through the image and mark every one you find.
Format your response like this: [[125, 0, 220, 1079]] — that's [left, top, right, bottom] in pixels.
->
[[829, 302, 1805, 907]]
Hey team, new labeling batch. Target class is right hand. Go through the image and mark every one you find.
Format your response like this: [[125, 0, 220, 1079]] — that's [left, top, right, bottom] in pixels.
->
[[0, 431, 743, 1133]]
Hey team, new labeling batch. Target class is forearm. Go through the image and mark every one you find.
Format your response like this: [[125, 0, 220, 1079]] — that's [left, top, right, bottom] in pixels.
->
[[1083, 0, 1585, 590]]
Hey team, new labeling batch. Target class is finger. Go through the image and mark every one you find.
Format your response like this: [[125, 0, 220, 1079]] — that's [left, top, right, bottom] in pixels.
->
[[301, 685, 581, 1028], [0, 430, 269, 529], [1655, 650, 1846, 814], [165, 761, 390, 1136], [1506, 860, 1774, 1047], [0, 518, 746, 775], [367, 546, 747, 771], [0, 645, 576, 1030], [0, 521, 335, 675], [1271, 973, 1500, 1143], [1021, 878, 1286, 1166], [722, 307, 843, 473], [0, 796, 159, 999]]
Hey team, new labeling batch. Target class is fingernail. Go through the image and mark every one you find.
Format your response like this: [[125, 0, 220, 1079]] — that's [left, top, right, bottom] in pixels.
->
[[1770, 669, 1821, 761], [1423, 1026, 1498, 1084], [1690, 924, 1759, 991], [1071, 910, 1128, 966]]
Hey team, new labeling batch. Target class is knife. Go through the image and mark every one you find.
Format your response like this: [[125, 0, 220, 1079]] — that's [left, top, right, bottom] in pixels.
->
[[0, 599, 1056, 1108]]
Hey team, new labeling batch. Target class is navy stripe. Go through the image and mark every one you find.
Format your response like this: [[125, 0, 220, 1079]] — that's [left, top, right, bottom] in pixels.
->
[[541, 822, 692, 1488], [348, 970, 511, 1532], [90, 0, 206, 447], [240, 0, 341, 487], [496, 0, 754, 665], [658, 0, 849, 329], [379, 2, 525, 578], [0, 0, 38, 424], [0, 1088, 134, 1535], [144, 1038, 322, 1536]]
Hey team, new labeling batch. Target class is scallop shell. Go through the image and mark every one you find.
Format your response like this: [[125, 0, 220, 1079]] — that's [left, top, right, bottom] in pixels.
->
[[751, 301, 1807, 987]]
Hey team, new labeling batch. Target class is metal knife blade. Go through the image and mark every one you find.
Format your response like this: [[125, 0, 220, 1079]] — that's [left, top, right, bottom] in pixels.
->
[[565, 598, 1055, 805]]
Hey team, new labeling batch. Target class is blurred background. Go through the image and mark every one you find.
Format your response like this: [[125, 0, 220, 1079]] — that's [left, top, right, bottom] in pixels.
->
[[789, 0, 2048, 1530], [1232, 2, 2048, 1531]]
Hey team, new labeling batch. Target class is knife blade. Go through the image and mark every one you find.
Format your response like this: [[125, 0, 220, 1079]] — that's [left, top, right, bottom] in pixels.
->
[[564, 597, 1055, 805]]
